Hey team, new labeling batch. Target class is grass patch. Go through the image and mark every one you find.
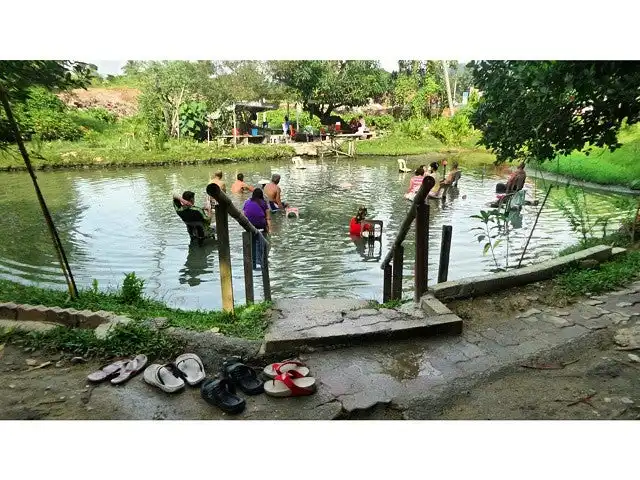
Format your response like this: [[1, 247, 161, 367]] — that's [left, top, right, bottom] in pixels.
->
[[536, 124, 640, 190], [0, 321, 186, 361], [356, 133, 445, 156], [0, 136, 295, 170], [555, 250, 640, 297], [0, 279, 271, 340], [558, 233, 631, 257]]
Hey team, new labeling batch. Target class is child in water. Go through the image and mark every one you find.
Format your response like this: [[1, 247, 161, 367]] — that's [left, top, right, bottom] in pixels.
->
[[349, 206, 373, 236]]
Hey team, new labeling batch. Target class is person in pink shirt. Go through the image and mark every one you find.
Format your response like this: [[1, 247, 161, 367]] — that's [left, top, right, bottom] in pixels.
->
[[408, 166, 425, 193]]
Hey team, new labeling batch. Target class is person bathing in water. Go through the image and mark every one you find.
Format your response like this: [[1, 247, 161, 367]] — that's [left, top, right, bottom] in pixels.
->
[[496, 162, 527, 195], [231, 173, 254, 194], [173, 191, 213, 232], [242, 188, 271, 269], [349, 206, 373, 236], [264, 174, 289, 211], [204, 171, 226, 216], [408, 166, 426, 193]]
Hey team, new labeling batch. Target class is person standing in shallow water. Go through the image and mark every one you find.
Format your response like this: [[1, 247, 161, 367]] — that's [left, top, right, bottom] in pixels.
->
[[205, 171, 226, 216], [408, 166, 425, 193], [242, 188, 271, 269], [231, 173, 254, 194], [264, 173, 288, 210]]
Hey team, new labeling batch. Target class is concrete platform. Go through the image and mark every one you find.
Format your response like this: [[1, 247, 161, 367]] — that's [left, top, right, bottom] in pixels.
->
[[262, 297, 463, 354]]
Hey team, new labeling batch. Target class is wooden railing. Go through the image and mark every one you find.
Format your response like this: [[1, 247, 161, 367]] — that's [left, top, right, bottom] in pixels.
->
[[380, 176, 454, 303], [206, 183, 271, 313], [381, 176, 434, 303]]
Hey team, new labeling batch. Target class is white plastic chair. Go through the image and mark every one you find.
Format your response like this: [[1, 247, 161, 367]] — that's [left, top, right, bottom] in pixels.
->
[[398, 158, 411, 173]]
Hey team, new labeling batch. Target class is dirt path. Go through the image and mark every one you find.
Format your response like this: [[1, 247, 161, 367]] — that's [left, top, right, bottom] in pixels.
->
[[438, 339, 640, 420]]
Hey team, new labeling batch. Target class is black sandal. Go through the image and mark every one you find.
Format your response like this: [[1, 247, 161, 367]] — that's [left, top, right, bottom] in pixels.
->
[[200, 378, 245, 414], [222, 359, 264, 395]]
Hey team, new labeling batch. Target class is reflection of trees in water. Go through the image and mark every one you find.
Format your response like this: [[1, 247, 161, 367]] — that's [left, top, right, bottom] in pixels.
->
[[0, 172, 82, 279]]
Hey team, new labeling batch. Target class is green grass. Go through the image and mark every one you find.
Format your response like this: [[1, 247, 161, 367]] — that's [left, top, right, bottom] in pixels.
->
[[0, 279, 271, 340], [0, 133, 295, 170], [355, 132, 445, 156], [0, 321, 186, 361], [555, 250, 640, 297], [558, 233, 631, 257], [536, 124, 640, 190]]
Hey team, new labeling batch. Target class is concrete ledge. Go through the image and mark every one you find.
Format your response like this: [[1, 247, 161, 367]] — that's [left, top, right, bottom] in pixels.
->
[[431, 245, 613, 302], [0, 302, 127, 336]]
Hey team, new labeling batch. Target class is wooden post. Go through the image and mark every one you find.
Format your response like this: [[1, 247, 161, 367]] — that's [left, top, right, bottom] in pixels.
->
[[242, 231, 254, 305], [232, 106, 237, 148], [215, 202, 234, 313], [414, 202, 429, 302], [391, 244, 404, 301], [437, 225, 453, 283], [261, 241, 272, 302], [383, 264, 392, 303]]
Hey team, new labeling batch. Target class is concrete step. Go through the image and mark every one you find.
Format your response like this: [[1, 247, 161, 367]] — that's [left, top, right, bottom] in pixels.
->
[[262, 298, 463, 354], [0, 318, 59, 332]]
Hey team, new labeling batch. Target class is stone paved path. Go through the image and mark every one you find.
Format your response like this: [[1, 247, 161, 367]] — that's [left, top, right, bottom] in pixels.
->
[[1, 281, 639, 420]]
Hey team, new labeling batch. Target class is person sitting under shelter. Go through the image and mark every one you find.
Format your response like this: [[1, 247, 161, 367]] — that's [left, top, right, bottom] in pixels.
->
[[231, 173, 254, 194], [264, 174, 289, 211]]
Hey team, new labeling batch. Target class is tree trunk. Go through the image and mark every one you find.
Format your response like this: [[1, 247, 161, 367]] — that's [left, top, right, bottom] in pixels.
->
[[442, 61, 454, 117]]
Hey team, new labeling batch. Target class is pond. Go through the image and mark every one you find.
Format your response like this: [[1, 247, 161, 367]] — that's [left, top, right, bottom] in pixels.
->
[[0, 155, 629, 310]]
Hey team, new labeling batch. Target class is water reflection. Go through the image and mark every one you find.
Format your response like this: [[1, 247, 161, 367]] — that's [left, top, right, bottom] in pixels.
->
[[0, 157, 630, 310], [179, 242, 217, 287]]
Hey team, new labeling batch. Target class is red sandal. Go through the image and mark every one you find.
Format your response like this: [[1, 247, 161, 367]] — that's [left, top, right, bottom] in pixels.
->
[[263, 360, 310, 379], [264, 371, 317, 397]]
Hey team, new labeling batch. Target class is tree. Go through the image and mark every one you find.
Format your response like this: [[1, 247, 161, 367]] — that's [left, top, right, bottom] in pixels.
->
[[1, 61, 93, 143], [470, 60, 640, 163], [269, 61, 390, 123], [134, 61, 218, 138]]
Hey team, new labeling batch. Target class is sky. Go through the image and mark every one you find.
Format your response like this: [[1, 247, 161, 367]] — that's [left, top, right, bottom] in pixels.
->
[[89, 59, 403, 76]]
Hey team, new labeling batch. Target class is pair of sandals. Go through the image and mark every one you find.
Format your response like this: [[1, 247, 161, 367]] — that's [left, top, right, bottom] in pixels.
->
[[143, 353, 206, 392], [262, 360, 317, 398], [201, 358, 265, 415], [87, 355, 148, 385]]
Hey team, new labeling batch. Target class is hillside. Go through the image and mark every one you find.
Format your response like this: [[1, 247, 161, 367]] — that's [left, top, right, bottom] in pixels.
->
[[57, 87, 140, 117]]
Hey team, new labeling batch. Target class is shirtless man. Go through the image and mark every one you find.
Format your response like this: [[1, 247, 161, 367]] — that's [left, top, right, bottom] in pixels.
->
[[230, 173, 254, 194], [205, 171, 226, 216], [263, 173, 288, 210], [506, 162, 527, 193]]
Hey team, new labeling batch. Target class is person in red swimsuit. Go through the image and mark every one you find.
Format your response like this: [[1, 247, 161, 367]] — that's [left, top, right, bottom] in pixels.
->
[[349, 206, 373, 236]]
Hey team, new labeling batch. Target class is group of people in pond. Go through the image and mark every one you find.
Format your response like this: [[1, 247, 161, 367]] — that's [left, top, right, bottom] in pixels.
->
[[173, 171, 290, 268], [407, 161, 461, 199]]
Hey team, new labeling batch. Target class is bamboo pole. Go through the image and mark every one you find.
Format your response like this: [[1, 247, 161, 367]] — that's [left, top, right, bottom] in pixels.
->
[[214, 201, 234, 313], [438, 225, 453, 283], [517, 186, 553, 268], [0, 85, 78, 299]]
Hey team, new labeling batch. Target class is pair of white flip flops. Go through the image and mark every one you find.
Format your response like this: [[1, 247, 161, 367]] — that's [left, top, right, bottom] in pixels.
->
[[143, 353, 206, 393], [262, 360, 317, 397]]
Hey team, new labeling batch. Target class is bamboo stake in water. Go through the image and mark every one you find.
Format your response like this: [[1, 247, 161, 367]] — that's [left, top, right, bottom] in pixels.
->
[[0, 85, 78, 298], [517, 186, 553, 269]]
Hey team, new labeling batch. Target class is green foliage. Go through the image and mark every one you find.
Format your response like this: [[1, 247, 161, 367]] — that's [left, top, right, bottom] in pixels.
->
[[394, 118, 428, 140], [120, 272, 145, 304], [179, 101, 208, 140], [536, 123, 640, 189], [553, 186, 618, 244], [85, 107, 117, 124], [429, 113, 473, 146], [0, 278, 272, 340], [0, 60, 94, 100], [470, 209, 513, 270], [558, 233, 631, 256], [556, 251, 640, 297], [470, 60, 640, 163], [0, 321, 186, 360], [270, 61, 390, 121], [367, 114, 394, 130]]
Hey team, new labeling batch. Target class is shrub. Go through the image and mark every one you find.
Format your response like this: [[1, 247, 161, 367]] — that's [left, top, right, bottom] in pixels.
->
[[28, 109, 82, 141], [428, 113, 473, 146], [121, 272, 145, 304], [394, 117, 428, 140], [85, 107, 117, 124], [366, 114, 394, 130]]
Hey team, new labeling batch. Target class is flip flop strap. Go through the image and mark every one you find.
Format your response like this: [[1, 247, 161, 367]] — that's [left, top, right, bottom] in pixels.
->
[[177, 357, 203, 373], [273, 360, 304, 375], [158, 363, 186, 385], [274, 372, 312, 396]]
